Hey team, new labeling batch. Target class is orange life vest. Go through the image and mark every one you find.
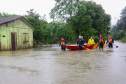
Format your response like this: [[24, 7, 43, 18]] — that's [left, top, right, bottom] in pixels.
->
[[109, 38, 113, 43]]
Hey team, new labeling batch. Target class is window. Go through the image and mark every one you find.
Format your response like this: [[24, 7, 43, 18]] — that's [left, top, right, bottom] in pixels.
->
[[23, 33, 29, 44]]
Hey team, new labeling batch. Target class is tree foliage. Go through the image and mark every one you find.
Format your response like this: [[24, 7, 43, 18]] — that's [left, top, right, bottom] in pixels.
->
[[47, 22, 76, 43], [50, 0, 111, 41], [25, 9, 76, 44], [112, 6, 126, 40], [25, 9, 48, 43], [50, 0, 79, 21], [67, 1, 111, 38]]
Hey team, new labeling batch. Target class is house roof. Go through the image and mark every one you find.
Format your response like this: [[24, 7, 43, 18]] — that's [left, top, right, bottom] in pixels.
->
[[0, 15, 23, 25]]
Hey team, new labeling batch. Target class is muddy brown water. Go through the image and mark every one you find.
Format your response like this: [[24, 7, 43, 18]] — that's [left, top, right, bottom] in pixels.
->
[[0, 42, 126, 84]]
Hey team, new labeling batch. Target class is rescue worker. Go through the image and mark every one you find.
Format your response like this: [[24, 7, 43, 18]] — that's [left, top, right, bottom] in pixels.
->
[[108, 35, 114, 48], [60, 37, 66, 50], [98, 33, 105, 50], [88, 37, 95, 45], [78, 35, 86, 50]]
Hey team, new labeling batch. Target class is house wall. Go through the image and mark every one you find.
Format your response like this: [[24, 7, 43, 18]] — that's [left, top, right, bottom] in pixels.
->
[[0, 19, 33, 50]]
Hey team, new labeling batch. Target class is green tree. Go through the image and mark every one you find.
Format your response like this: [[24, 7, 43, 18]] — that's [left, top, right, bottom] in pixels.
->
[[50, 0, 79, 21], [112, 6, 126, 40], [67, 1, 111, 38], [25, 9, 48, 44], [47, 22, 76, 43]]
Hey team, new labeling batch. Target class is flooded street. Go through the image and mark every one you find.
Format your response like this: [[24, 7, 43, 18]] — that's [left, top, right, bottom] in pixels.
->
[[0, 42, 126, 84]]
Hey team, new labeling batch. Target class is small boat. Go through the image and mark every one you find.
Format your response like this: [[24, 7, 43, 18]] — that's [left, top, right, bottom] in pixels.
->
[[66, 44, 98, 50], [65, 45, 81, 50]]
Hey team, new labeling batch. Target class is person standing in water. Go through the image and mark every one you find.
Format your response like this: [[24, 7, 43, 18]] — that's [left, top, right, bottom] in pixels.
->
[[60, 37, 66, 51], [98, 33, 105, 50], [107, 34, 114, 48]]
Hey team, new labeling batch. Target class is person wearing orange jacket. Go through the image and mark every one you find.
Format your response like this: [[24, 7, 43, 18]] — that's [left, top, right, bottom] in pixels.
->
[[107, 35, 114, 48], [98, 32, 105, 50]]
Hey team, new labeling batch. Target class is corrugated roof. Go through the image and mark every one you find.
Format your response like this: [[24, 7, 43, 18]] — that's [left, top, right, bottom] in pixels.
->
[[0, 15, 23, 25]]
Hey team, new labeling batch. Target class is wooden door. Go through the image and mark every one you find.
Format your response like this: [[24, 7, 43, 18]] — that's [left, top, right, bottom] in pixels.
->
[[11, 32, 17, 50]]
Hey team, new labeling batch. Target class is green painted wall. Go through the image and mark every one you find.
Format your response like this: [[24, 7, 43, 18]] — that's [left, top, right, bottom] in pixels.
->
[[0, 19, 33, 50]]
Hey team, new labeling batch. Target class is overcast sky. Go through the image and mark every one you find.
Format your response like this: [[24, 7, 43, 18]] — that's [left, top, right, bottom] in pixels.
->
[[0, 0, 126, 25]]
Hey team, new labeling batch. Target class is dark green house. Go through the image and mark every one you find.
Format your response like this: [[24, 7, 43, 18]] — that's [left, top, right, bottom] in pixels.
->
[[0, 15, 33, 50]]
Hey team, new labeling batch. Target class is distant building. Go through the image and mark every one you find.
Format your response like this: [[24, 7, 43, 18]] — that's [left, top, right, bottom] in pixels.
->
[[0, 15, 33, 51]]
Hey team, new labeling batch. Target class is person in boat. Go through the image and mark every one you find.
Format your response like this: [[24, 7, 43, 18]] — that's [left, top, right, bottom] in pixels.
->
[[107, 35, 114, 48], [98, 33, 105, 50], [78, 35, 86, 50], [88, 37, 95, 45], [60, 37, 66, 50]]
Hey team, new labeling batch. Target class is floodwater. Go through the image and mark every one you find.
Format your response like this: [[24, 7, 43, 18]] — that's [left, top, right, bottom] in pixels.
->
[[0, 42, 126, 84]]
